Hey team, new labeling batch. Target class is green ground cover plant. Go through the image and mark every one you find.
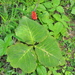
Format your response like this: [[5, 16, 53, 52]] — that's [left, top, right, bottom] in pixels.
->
[[0, 0, 75, 75]]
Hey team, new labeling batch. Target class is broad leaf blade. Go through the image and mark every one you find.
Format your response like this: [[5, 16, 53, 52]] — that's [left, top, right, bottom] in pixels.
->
[[7, 43, 37, 73], [35, 36, 63, 67], [15, 16, 48, 44]]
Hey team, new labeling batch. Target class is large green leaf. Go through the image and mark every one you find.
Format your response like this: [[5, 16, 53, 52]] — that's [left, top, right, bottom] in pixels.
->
[[35, 36, 62, 67], [7, 43, 37, 73], [15, 16, 48, 44]]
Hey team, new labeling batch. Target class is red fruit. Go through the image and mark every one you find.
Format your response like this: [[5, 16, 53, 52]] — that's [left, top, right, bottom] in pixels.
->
[[31, 11, 37, 20]]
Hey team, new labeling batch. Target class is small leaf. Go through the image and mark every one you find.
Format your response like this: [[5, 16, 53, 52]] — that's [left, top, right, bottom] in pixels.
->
[[43, 2, 52, 8], [3, 34, 13, 55], [62, 15, 70, 22], [48, 23, 54, 31], [49, 8, 56, 12], [37, 4, 46, 11], [53, 14, 61, 21], [41, 11, 50, 23], [31, 71, 36, 75], [61, 21, 69, 28], [46, 19, 54, 31], [53, 22, 63, 35], [70, 0, 75, 7], [56, 6, 64, 13], [52, 0, 60, 7], [4, 34, 13, 47], [37, 65, 47, 75], [60, 27, 67, 36], [71, 7, 75, 15]]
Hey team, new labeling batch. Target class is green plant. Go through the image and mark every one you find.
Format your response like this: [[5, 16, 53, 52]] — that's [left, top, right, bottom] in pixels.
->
[[36, 0, 70, 38], [6, 16, 64, 73], [0, 34, 13, 56], [0, 0, 74, 75], [70, 0, 75, 15]]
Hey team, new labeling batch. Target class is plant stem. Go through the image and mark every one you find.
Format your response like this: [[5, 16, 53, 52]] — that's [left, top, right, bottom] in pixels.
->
[[34, 0, 40, 11]]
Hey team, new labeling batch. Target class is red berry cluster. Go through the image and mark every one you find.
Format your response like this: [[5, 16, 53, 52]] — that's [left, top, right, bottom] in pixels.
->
[[31, 11, 37, 20]]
